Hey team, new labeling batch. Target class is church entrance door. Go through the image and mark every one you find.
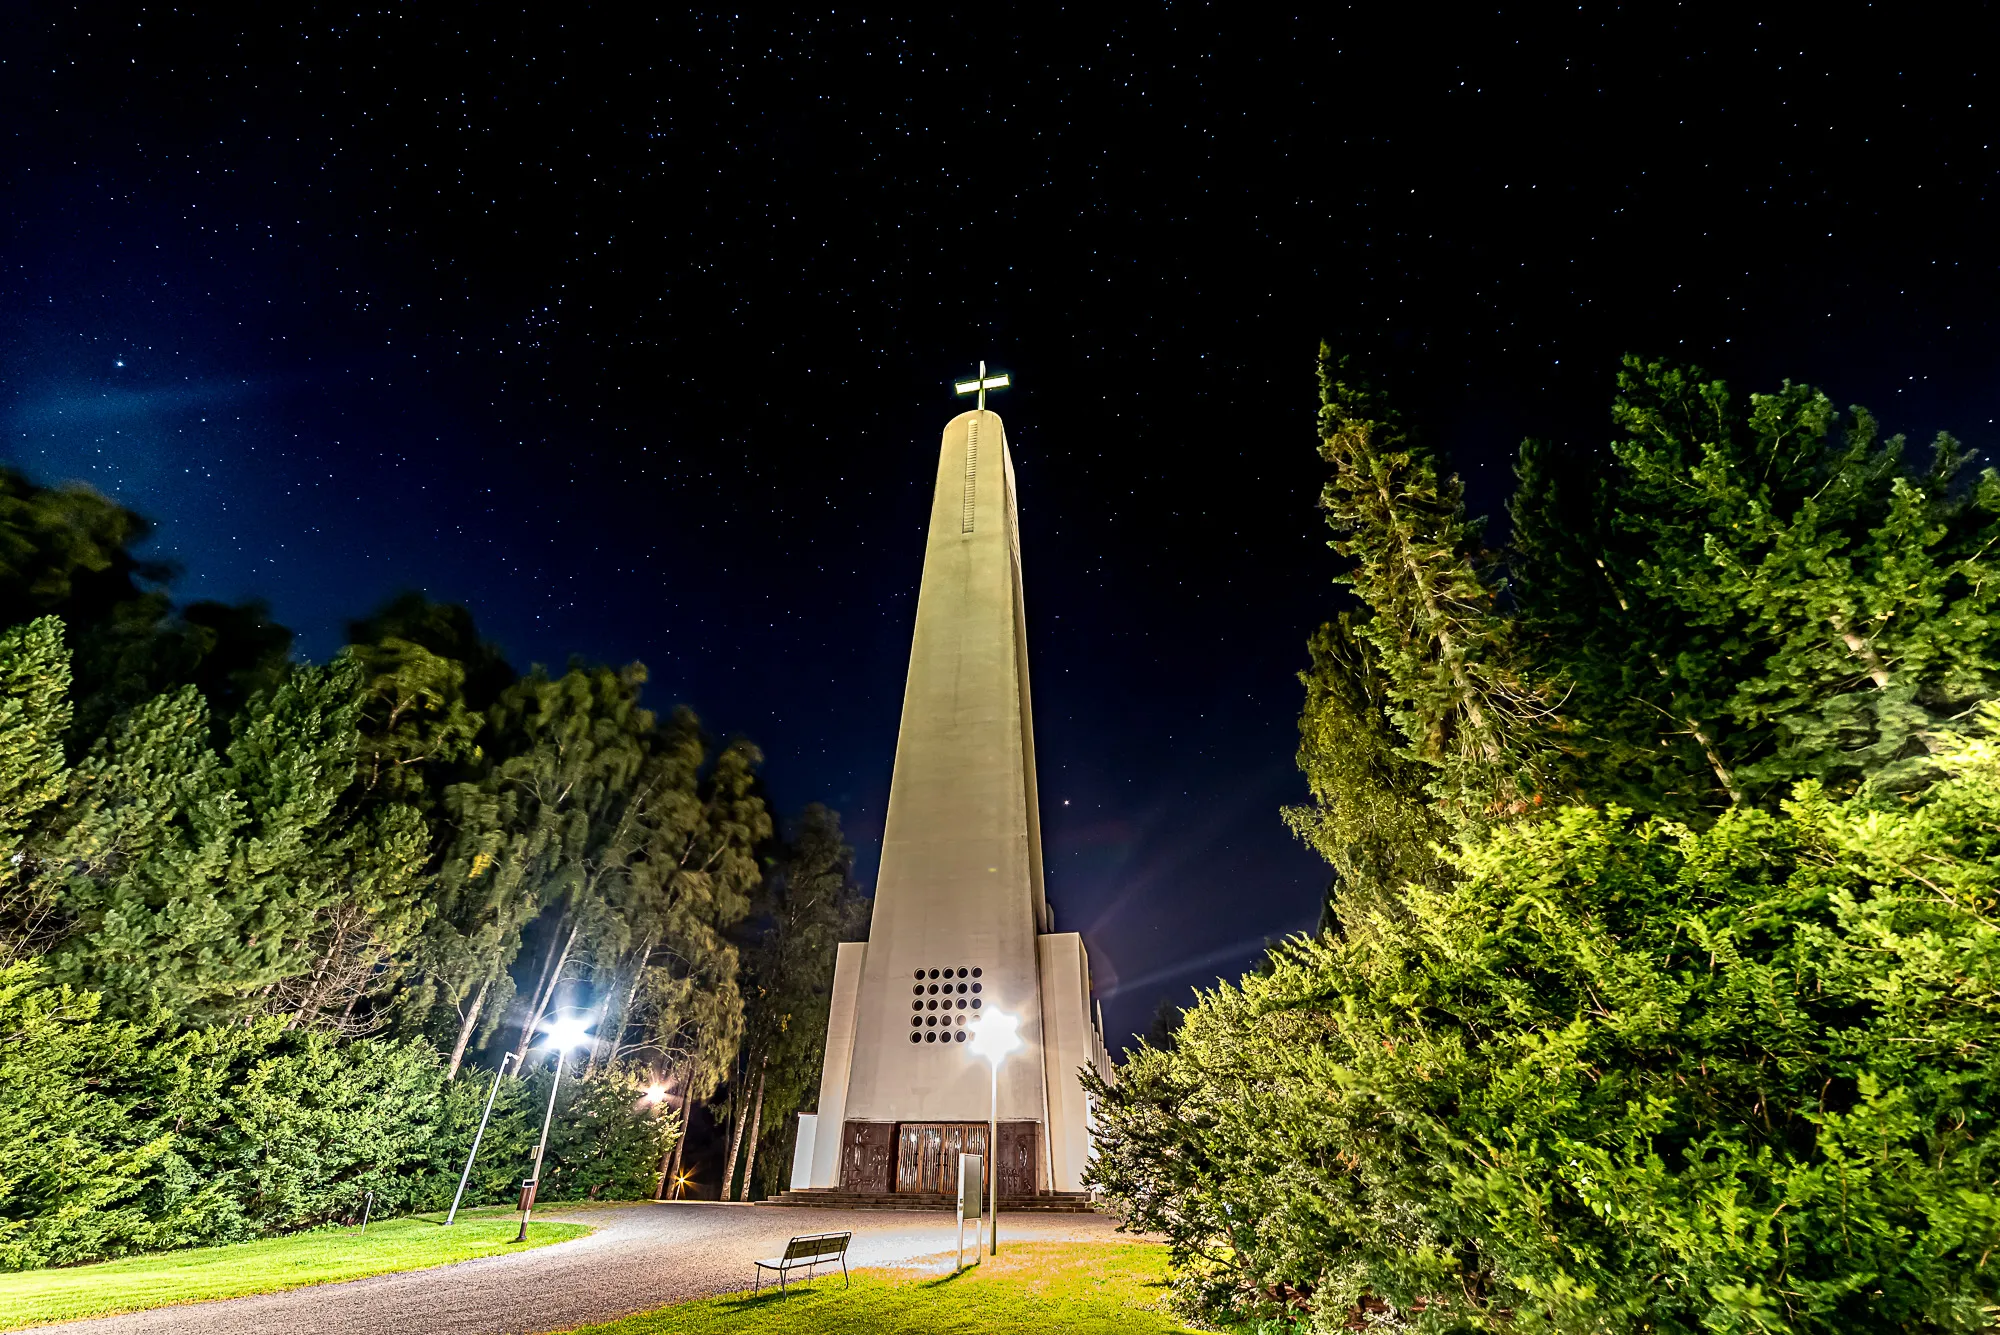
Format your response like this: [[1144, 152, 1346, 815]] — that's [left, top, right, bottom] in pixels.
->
[[838, 1122, 894, 1194], [894, 1123, 988, 1194]]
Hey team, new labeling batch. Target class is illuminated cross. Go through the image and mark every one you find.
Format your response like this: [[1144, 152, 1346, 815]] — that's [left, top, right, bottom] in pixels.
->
[[953, 360, 1011, 412]]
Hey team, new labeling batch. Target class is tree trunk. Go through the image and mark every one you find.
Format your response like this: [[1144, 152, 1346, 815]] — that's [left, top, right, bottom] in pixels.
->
[[665, 1055, 692, 1197], [447, 975, 490, 1080], [513, 918, 579, 1065], [585, 940, 653, 1079], [719, 1054, 752, 1202], [737, 1061, 768, 1201]]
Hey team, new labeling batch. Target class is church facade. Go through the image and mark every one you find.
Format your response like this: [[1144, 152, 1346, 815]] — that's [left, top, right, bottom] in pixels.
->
[[793, 404, 1108, 1198]]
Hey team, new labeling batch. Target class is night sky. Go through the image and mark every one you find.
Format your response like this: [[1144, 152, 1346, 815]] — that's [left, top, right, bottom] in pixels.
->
[[6, 6, 1997, 1049]]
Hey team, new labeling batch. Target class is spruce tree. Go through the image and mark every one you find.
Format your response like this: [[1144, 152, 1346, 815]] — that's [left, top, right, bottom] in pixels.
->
[[1313, 347, 1555, 820], [0, 619, 72, 964]]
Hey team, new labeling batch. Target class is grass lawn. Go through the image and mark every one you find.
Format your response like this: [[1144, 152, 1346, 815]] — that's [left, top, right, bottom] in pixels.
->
[[572, 1240, 1201, 1335], [0, 1208, 589, 1330]]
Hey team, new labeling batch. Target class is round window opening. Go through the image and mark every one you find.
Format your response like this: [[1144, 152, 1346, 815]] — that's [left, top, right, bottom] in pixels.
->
[[925, 1032, 937, 1043], [926, 1015, 936, 1026], [972, 967, 983, 978], [971, 982, 982, 994], [909, 1032, 921, 1043], [913, 969, 923, 980], [928, 969, 940, 979], [911, 1016, 921, 1027], [972, 998, 982, 1010], [954, 1030, 966, 1042], [958, 968, 969, 978]]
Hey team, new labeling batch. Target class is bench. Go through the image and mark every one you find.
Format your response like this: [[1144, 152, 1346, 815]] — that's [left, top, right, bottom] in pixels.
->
[[753, 1230, 852, 1294]]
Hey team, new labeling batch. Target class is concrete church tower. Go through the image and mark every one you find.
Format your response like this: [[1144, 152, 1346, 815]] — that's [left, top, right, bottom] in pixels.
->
[[793, 384, 1108, 1199]]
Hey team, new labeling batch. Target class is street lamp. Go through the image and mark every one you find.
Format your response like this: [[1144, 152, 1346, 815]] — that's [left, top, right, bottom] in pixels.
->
[[514, 1014, 593, 1243], [446, 1050, 518, 1225], [966, 1009, 1020, 1256]]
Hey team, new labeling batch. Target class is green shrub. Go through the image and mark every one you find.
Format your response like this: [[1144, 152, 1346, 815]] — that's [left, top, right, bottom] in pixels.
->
[[0, 963, 676, 1270], [1087, 712, 2000, 1333]]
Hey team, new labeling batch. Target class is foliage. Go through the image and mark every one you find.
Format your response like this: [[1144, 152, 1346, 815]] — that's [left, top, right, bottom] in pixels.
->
[[727, 803, 870, 1199], [0, 960, 674, 1270], [1092, 355, 2000, 1334], [1284, 613, 1450, 932], [0, 620, 72, 963], [1313, 349, 1555, 820], [1510, 357, 2000, 816], [0, 484, 807, 1269], [42, 658, 429, 1021], [0, 467, 292, 748]]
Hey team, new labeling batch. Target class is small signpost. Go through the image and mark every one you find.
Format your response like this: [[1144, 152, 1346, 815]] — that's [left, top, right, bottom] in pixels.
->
[[956, 1152, 985, 1270]]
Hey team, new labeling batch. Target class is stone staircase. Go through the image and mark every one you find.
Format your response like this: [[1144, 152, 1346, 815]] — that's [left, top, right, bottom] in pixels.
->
[[761, 1188, 1097, 1213]]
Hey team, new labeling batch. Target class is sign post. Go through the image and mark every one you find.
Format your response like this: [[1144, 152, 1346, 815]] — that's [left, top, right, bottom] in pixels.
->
[[956, 1152, 985, 1270]]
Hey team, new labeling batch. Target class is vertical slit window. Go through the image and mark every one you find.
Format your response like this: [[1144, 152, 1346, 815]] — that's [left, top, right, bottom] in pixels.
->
[[961, 423, 979, 533]]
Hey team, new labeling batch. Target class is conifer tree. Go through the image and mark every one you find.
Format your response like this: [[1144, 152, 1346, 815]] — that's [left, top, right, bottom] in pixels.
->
[[0, 619, 72, 964], [46, 659, 426, 1018], [1283, 614, 1450, 933], [1313, 347, 1556, 821], [1510, 356, 2000, 814]]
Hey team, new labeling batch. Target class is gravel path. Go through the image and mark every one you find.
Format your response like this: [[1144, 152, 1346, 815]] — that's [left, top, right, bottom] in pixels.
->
[[32, 1203, 1134, 1335]]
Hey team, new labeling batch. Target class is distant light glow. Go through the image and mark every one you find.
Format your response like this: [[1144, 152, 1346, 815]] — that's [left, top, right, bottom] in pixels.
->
[[541, 1015, 593, 1051]]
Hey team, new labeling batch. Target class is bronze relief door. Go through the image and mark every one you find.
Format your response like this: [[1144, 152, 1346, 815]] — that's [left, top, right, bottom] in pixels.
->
[[997, 1121, 1038, 1198], [840, 1122, 893, 1194]]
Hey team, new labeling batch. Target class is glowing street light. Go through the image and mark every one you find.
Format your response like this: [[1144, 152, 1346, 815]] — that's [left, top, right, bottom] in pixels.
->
[[966, 1009, 1020, 1256], [514, 1014, 593, 1243]]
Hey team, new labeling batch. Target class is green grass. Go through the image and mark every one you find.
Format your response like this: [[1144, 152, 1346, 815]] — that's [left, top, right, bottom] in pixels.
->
[[0, 1209, 590, 1330], [573, 1240, 1201, 1335]]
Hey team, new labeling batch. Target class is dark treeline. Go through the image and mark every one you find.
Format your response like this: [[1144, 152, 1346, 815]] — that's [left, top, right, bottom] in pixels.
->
[[1088, 355, 2000, 1333], [0, 473, 864, 1268]]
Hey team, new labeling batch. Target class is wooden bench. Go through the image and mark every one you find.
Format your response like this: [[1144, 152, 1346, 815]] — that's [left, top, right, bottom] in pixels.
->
[[753, 1230, 852, 1293]]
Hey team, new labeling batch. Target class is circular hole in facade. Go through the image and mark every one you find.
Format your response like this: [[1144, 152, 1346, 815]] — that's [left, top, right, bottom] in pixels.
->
[[910, 1032, 922, 1043], [925, 1032, 937, 1043], [912, 1001, 922, 1012], [954, 983, 964, 993], [914, 969, 924, 980], [926, 1015, 936, 1026], [926, 1000, 936, 1010], [972, 967, 982, 978], [972, 998, 982, 1010], [954, 1030, 966, 1042], [911, 1015, 921, 1027], [958, 968, 969, 978], [956, 999, 966, 1009], [971, 982, 982, 994], [929, 969, 940, 979], [927, 984, 938, 995], [912, 985, 923, 996]]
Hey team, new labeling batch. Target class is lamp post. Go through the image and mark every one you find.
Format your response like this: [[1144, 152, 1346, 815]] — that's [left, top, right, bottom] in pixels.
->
[[446, 1050, 518, 1225], [514, 1015, 592, 1244], [966, 1009, 1020, 1257]]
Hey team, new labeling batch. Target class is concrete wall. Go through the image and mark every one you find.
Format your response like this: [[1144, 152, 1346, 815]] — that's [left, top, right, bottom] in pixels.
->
[[1037, 932, 1103, 1192], [806, 942, 866, 1187]]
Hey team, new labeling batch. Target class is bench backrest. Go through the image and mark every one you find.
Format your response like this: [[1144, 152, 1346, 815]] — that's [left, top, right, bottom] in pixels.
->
[[783, 1231, 852, 1261]]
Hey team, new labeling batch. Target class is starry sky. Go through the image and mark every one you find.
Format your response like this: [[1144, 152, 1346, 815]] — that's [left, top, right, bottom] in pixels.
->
[[5, 5, 1997, 1049]]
